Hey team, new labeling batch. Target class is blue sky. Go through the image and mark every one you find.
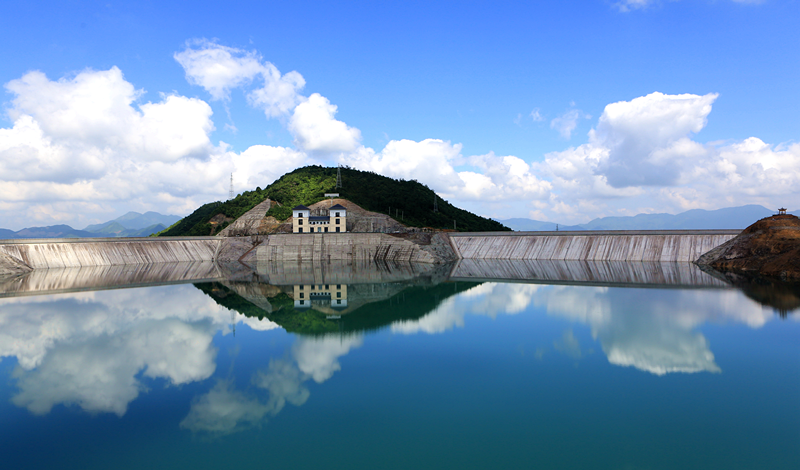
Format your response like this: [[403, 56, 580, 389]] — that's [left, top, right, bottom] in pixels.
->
[[1, 0, 798, 230]]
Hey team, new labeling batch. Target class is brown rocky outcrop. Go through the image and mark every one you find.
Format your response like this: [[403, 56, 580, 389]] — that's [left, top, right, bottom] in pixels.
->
[[695, 214, 800, 280]]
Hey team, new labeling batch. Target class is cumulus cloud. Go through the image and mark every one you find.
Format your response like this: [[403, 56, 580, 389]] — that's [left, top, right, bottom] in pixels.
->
[[2, 38, 798, 229], [535, 91, 800, 223], [592, 92, 716, 187], [175, 39, 305, 116], [289, 94, 362, 155], [0, 63, 312, 229]]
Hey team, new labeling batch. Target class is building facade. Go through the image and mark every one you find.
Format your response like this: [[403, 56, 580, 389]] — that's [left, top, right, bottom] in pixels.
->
[[292, 204, 347, 233], [293, 283, 348, 310]]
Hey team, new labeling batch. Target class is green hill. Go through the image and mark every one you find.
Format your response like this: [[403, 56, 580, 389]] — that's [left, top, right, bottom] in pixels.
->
[[161, 166, 510, 236]]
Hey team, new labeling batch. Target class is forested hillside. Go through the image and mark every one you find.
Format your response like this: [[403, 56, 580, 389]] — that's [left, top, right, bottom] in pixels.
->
[[161, 166, 509, 236]]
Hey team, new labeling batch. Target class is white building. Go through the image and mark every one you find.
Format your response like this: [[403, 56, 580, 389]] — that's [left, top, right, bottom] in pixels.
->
[[292, 204, 347, 233]]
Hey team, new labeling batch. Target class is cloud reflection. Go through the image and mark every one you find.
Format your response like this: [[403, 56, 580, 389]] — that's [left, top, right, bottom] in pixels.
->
[[180, 334, 363, 435], [392, 282, 775, 375], [0, 284, 279, 416]]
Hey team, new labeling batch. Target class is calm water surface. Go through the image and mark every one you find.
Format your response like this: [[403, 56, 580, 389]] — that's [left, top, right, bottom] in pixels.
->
[[0, 262, 797, 470]]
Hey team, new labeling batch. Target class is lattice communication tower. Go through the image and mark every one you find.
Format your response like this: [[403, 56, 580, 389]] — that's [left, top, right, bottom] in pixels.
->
[[336, 165, 343, 189], [229, 173, 234, 200], [433, 194, 438, 213]]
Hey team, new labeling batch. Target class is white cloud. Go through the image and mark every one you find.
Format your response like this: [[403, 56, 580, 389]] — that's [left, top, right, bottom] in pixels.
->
[[550, 108, 591, 139], [2, 38, 797, 229], [288, 93, 362, 155], [592, 92, 716, 187], [614, 0, 653, 12], [174, 39, 305, 116], [615, 0, 764, 12], [349, 138, 463, 192]]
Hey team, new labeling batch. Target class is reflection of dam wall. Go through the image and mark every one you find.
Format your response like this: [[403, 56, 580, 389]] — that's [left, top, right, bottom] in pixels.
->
[[255, 258, 448, 286], [0, 262, 222, 297], [0, 237, 220, 269], [255, 233, 438, 264], [449, 231, 738, 262], [450, 259, 730, 288]]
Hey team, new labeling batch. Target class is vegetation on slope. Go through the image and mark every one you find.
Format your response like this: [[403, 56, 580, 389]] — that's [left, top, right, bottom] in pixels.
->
[[162, 166, 510, 236]]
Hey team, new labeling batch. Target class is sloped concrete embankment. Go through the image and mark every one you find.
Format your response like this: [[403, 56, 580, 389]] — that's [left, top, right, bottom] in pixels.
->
[[449, 232, 738, 262], [254, 233, 442, 264], [0, 262, 222, 297], [0, 238, 221, 269], [450, 258, 729, 288]]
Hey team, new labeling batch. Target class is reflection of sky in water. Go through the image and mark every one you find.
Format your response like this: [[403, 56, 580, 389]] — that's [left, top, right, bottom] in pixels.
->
[[392, 282, 779, 375], [0, 280, 797, 469]]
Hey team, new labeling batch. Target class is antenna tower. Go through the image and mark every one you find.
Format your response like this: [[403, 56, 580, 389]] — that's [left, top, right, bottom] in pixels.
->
[[336, 165, 343, 189], [229, 173, 234, 200], [433, 195, 438, 213]]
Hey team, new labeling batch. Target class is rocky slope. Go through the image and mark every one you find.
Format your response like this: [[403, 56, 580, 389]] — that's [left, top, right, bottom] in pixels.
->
[[696, 214, 800, 279]]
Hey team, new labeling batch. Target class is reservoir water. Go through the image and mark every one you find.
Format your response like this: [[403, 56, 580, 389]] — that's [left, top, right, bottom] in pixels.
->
[[0, 261, 797, 469]]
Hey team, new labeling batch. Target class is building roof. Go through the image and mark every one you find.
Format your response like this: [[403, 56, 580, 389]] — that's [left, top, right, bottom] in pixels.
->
[[293, 205, 310, 210], [309, 216, 329, 222], [329, 204, 347, 210]]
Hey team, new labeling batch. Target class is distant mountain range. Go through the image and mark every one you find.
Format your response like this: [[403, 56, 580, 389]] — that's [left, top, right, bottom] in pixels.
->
[[497, 205, 798, 232], [0, 211, 181, 239]]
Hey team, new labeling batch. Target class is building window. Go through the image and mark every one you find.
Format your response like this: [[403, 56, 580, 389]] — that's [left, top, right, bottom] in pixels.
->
[[335, 218, 340, 224], [298, 227, 303, 233], [298, 219, 303, 225], [299, 293, 304, 299], [299, 300, 304, 305], [337, 292, 341, 298], [337, 299, 342, 305], [299, 285, 304, 290], [335, 212, 340, 217], [317, 227, 321, 232], [336, 227, 340, 232], [324, 227, 328, 232]]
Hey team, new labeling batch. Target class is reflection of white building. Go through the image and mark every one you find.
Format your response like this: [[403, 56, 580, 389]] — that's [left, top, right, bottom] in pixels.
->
[[293, 284, 348, 310], [292, 204, 347, 233]]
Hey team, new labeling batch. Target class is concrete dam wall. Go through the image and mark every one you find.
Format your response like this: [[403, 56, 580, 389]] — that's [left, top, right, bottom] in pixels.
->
[[254, 233, 440, 264], [0, 237, 220, 270], [449, 230, 739, 263], [0, 230, 741, 276], [449, 259, 729, 288]]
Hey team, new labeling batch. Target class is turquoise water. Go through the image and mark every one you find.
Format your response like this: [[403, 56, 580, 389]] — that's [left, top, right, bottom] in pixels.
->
[[0, 274, 797, 469]]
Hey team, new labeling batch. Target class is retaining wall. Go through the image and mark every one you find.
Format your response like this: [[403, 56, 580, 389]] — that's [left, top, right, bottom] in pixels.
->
[[449, 258, 728, 288], [449, 231, 739, 262], [0, 237, 220, 269], [255, 233, 438, 264]]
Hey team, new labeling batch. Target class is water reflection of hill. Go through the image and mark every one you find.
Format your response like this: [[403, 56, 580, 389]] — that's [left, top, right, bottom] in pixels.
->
[[696, 265, 800, 316], [196, 278, 479, 336]]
